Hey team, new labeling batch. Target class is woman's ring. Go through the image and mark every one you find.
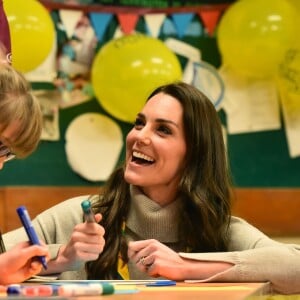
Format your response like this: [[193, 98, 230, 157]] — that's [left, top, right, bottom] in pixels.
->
[[138, 256, 153, 269], [138, 256, 147, 266]]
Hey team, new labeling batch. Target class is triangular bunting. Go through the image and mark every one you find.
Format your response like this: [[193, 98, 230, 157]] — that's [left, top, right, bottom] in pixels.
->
[[144, 13, 166, 38], [161, 18, 176, 35], [113, 26, 125, 39], [89, 12, 113, 42], [171, 13, 195, 39], [186, 22, 203, 37], [198, 9, 221, 37], [59, 9, 83, 39], [116, 13, 139, 35]]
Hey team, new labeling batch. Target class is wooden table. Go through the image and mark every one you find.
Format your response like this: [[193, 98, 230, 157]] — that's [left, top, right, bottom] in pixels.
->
[[0, 282, 271, 300], [75, 282, 271, 300]]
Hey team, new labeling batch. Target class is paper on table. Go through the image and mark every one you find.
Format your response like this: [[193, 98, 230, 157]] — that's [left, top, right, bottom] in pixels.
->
[[27, 275, 59, 282], [27, 278, 175, 285]]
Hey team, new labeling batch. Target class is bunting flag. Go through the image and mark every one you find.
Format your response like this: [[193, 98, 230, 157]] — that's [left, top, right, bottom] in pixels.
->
[[171, 13, 195, 39], [24, 3, 229, 80], [89, 12, 113, 41], [198, 9, 222, 37], [113, 26, 126, 39], [59, 9, 83, 39], [116, 13, 139, 35], [42, 4, 228, 42], [161, 18, 176, 36], [185, 21, 203, 37], [144, 13, 166, 38]]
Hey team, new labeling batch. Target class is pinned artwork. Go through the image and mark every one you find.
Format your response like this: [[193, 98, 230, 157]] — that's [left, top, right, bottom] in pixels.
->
[[192, 61, 224, 110], [65, 113, 123, 182]]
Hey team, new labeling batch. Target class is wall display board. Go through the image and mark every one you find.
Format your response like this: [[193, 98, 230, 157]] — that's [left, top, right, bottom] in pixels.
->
[[1, 0, 300, 187]]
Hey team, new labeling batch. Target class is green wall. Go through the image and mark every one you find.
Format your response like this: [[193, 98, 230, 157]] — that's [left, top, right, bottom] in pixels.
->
[[1, 14, 300, 187]]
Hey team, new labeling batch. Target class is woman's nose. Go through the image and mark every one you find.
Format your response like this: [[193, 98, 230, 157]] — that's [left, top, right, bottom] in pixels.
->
[[136, 128, 151, 145]]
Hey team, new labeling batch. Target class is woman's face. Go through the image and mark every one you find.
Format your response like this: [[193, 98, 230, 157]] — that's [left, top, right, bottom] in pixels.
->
[[124, 92, 186, 202]]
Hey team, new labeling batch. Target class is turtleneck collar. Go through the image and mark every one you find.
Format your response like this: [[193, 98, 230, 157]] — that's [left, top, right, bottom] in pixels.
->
[[126, 185, 183, 243]]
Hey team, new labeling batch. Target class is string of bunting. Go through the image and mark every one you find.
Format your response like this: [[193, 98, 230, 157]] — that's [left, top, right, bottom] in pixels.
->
[[40, 0, 229, 38]]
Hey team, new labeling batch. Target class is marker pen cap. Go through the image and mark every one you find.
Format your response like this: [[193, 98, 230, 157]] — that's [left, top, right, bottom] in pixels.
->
[[6, 285, 21, 295], [101, 283, 114, 294], [81, 200, 92, 213], [81, 200, 96, 222]]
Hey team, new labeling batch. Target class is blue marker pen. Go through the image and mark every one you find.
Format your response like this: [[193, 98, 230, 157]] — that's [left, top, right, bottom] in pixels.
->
[[81, 200, 96, 223], [16, 206, 47, 269], [146, 280, 176, 287]]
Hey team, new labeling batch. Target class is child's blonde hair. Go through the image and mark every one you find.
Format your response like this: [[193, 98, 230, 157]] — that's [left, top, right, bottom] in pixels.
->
[[0, 62, 42, 158]]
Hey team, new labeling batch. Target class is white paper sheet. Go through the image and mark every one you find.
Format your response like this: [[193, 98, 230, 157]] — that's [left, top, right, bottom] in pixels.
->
[[220, 66, 281, 134]]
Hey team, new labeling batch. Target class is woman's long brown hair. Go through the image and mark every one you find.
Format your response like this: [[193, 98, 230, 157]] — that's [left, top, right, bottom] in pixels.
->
[[86, 82, 232, 279]]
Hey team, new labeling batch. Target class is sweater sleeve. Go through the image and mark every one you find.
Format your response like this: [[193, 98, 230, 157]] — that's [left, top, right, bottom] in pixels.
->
[[179, 217, 300, 294]]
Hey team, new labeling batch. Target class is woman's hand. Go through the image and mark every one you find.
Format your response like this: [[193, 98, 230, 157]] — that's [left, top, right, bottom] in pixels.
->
[[128, 239, 233, 281], [47, 213, 105, 273], [128, 239, 189, 280], [0, 241, 50, 285]]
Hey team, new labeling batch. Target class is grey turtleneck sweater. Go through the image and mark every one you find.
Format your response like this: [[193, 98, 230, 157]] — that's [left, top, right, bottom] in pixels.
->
[[3, 188, 300, 294], [125, 186, 183, 279], [126, 186, 182, 242]]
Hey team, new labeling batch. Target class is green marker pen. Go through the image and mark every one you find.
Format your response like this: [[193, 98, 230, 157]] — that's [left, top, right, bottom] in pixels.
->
[[81, 200, 96, 223]]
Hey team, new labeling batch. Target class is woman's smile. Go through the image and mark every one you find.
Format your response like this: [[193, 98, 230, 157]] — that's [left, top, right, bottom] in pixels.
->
[[131, 150, 155, 165]]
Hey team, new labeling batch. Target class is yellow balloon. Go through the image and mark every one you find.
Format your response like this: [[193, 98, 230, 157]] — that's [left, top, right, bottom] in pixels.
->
[[286, 0, 300, 48], [279, 48, 300, 94], [91, 34, 182, 123], [4, 0, 55, 73], [217, 0, 298, 78], [287, 0, 300, 12]]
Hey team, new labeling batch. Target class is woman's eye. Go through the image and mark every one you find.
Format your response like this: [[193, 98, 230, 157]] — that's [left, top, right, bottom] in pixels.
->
[[134, 118, 144, 128], [158, 125, 171, 135]]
